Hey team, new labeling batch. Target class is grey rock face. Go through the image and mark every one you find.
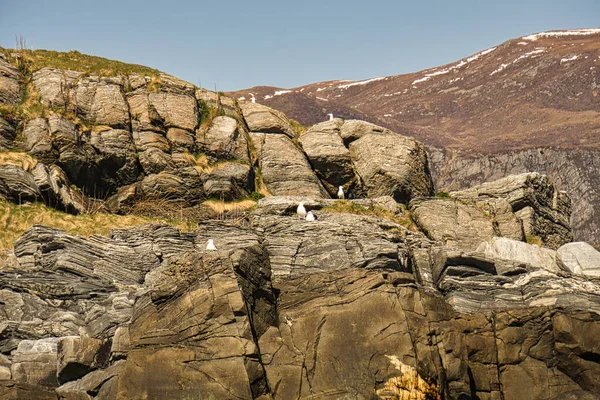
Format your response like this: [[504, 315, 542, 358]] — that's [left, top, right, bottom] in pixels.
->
[[71, 75, 130, 127], [476, 237, 562, 274], [89, 128, 142, 189], [0, 56, 22, 105], [252, 205, 409, 277], [251, 132, 329, 197], [197, 115, 249, 162], [557, 242, 600, 277], [196, 88, 240, 116], [56, 335, 108, 384], [0, 116, 16, 149], [32, 163, 87, 214], [450, 172, 572, 249], [32, 68, 81, 109], [339, 118, 391, 145], [0, 190, 599, 398], [350, 131, 434, 203], [11, 338, 60, 387], [203, 162, 252, 201], [0, 164, 42, 203], [241, 102, 295, 137], [411, 198, 496, 251], [147, 91, 198, 132], [22, 118, 53, 162], [429, 147, 600, 247], [298, 119, 357, 197]]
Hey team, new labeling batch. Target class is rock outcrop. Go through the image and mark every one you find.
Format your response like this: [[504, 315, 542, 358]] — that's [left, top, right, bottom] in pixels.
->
[[0, 186, 598, 399], [429, 147, 600, 248], [1, 48, 599, 400]]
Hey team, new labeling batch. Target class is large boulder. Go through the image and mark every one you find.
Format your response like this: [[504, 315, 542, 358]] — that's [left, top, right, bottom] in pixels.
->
[[476, 237, 562, 274], [411, 198, 496, 251], [22, 118, 53, 162], [251, 199, 409, 276], [298, 119, 357, 197], [250, 132, 328, 198], [135, 168, 206, 203], [349, 131, 434, 203], [31, 163, 87, 214], [0, 164, 42, 203], [56, 360, 123, 399], [71, 75, 130, 127], [557, 242, 600, 277], [241, 102, 295, 137], [127, 74, 198, 133], [89, 128, 142, 189], [57, 335, 108, 384], [196, 88, 240, 117], [133, 130, 174, 174], [451, 173, 572, 249], [11, 338, 60, 387], [148, 91, 198, 132], [203, 162, 253, 201], [339, 119, 391, 146], [32, 68, 81, 109], [197, 115, 249, 162]]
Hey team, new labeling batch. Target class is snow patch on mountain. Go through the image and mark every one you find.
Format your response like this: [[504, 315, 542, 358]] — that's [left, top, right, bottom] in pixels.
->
[[337, 77, 387, 89], [523, 29, 600, 41], [412, 47, 497, 84]]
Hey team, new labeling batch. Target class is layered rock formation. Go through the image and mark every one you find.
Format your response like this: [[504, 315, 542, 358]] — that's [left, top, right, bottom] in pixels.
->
[[1, 49, 600, 399], [0, 187, 599, 399]]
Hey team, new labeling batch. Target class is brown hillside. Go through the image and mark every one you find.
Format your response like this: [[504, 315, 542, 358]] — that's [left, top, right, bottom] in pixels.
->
[[230, 29, 600, 153]]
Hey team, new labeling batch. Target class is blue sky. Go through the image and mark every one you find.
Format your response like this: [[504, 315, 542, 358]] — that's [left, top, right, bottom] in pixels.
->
[[1, 0, 598, 91]]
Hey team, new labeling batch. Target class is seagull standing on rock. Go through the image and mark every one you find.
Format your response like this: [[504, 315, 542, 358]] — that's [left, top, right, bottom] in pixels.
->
[[305, 211, 316, 221], [206, 239, 217, 251], [297, 202, 307, 219], [327, 113, 334, 121], [337, 186, 345, 199]]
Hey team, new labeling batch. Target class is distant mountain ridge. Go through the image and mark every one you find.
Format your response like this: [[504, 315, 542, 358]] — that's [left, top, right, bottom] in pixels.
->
[[230, 28, 600, 152]]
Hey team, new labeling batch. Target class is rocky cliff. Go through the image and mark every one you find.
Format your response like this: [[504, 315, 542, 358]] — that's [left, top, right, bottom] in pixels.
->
[[428, 147, 600, 248], [0, 48, 600, 399]]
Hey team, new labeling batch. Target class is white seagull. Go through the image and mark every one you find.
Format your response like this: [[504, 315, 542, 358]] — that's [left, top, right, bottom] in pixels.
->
[[297, 202, 307, 219], [305, 211, 316, 221], [206, 239, 217, 251], [337, 186, 345, 199], [327, 113, 334, 121]]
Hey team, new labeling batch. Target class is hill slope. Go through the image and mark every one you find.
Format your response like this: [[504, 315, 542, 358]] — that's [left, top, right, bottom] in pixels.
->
[[230, 29, 600, 152]]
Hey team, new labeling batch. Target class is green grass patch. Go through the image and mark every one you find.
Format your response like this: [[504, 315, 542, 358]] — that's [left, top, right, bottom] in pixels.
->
[[525, 234, 543, 247], [2, 47, 161, 78], [290, 119, 309, 136]]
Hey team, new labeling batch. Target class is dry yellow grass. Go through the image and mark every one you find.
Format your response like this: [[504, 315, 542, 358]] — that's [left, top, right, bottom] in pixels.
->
[[0, 200, 190, 251], [0, 152, 37, 171], [322, 200, 418, 231], [192, 154, 214, 174], [202, 199, 257, 214]]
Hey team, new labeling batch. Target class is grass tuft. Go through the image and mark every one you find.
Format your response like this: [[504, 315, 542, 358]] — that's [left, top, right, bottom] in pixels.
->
[[290, 119, 309, 136], [525, 234, 543, 247], [322, 200, 418, 231], [0, 151, 37, 171]]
